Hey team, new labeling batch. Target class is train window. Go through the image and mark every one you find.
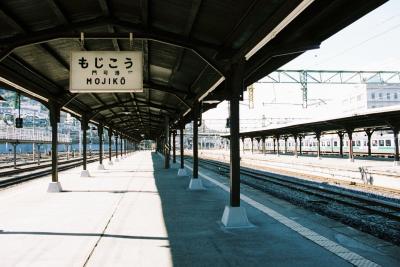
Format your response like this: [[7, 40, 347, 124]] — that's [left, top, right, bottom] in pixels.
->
[[334, 141, 338, 146], [395, 92, 398, 99], [387, 93, 390, 100], [379, 93, 383, 99], [322, 141, 325, 146], [327, 141, 330, 146], [346, 141, 349, 146], [379, 140, 384, 146], [371, 93, 375, 99], [386, 140, 391, 147], [372, 140, 378, 146], [356, 141, 361, 146], [352, 141, 355, 146], [363, 141, 367, 146]]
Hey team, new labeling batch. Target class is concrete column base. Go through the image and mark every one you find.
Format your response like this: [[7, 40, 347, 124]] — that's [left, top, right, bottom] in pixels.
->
[[317, 156, 322, 160], [177, 168, 187, 176], [188, 178, 205, 190], [80, 170, 91, 177], [171, 162, 179, 169], [349, 158, 354, 162], [221, 206, 251, 228], [97, 164, 105, 170], [108, 160, 113, 165], [394, 161, 400, 166], [115, 158, 119, 162], [47, 182, 62, 193]]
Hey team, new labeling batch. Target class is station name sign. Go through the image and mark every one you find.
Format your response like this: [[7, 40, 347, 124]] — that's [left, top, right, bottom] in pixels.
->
[[70, 51, 143, 93]]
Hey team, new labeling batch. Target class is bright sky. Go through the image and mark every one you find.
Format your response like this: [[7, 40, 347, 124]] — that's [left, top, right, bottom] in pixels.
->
[[203, 0, 400, 131]]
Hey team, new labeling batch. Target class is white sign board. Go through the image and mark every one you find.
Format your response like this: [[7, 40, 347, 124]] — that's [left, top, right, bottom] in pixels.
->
[[70, 51, 143, 93]]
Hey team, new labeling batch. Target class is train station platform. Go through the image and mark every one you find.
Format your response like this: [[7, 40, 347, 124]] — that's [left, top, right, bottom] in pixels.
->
[[0, 151, 399, 266]]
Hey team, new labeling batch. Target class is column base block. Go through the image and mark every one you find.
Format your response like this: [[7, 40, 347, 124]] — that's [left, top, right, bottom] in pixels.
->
[[97, 164, 105, 170], [80, 170, 91, 177], [47, 182, 62, 193], [115, 158, 119, 162], [221, 206, 251, 228], [188, 178, 205, 190], [177, 168, 187, 176], [171, 162, 179, 169], [349, 158, 354, 162], [108, 160, 113, 165], [394, 161, 400, 166]]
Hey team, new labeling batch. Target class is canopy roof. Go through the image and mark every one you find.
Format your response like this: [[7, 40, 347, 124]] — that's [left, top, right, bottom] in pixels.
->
[[225, 106, 400, 139], [0, 0, 387, 140]]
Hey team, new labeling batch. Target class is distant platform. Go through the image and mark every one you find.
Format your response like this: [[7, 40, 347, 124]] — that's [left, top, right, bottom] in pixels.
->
[[0, 151, 398, 266]]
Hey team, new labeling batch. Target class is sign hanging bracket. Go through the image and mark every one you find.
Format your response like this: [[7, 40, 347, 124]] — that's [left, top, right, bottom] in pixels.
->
[[129, 33, 133, 50], [80, 32, 85, 50]]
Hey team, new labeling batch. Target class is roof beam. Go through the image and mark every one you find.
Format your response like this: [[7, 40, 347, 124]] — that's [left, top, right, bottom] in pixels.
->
[[140, 0, 149, 28], [113, 18, 218, 51], [245, 42, 320, 83], [45, 0, 69, 25], [89, 98, 179, 119], [169, 0, 202, 85], [97, 0, 120, 51]]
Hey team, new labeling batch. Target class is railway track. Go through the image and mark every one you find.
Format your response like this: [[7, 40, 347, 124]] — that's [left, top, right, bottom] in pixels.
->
[[186, 156, 400, 245], [0, 153, 118, 189]]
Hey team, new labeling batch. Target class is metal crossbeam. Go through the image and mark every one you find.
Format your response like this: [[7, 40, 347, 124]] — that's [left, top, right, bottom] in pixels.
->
[[259, 70, 400, 108], [259, 70, 400, 84]]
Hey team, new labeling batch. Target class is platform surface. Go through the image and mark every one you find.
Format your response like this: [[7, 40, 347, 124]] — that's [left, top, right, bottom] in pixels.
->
[[0, 151, 399, 266]]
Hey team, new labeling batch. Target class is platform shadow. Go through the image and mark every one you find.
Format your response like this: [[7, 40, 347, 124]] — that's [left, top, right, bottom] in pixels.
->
[[150, 152, 266, 266]]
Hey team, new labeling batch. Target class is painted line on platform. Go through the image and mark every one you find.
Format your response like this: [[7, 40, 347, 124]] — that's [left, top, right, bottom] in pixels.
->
[[181, 162, 380, 267]]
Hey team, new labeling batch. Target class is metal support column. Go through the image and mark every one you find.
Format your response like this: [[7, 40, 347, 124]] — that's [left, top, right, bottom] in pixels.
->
[[115, 134, 119, 161], [172, 131, 176, 163], [241, 137, 245, 153], [315, 131, 321, 159], [178, 123, 187, 176], [81, 115, 90, 176], [48, 101, 62, 191], [98, 125, 104, 169], [108, 128, 113, 164], [294, 134, 298, 158], [192, 104, 199, 178], [188, 101, 205, 189], [221, 58, 249, 227], [346, 129, 354, 162], [299, 135, 303, 155], [275, 135, 280, 156], [393, 128, 399, 165], [338, 131, 344, 157], [120, 137, 123, 158], [164, 116, 170, 169], [284, 137, 288, 154], [251, 137, 254, 154], [13, 143, 17, 169], [365, 128, 374, 157], [273, 138, 276, 153], [262, 137, 266, 154]]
